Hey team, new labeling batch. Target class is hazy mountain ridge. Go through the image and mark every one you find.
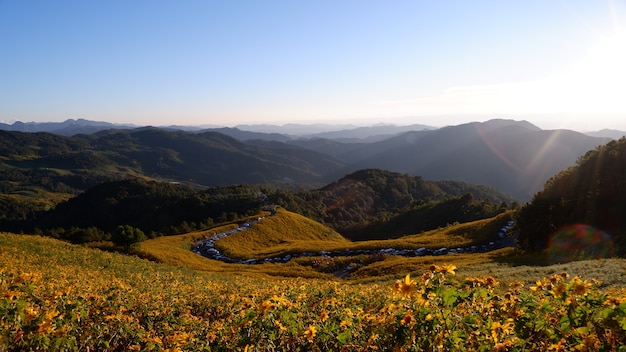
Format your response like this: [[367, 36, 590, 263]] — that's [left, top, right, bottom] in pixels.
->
[[585, 129, 626, 140], [290, 120, 610, 201], [2, 117, 624, 141], [0, 118, 136, 136]]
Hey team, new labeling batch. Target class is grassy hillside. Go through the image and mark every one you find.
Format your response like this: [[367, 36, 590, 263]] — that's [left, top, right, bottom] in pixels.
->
[[142, 209, 518, 282], [3, 232, 626, 351], [214, 209, 350, 259]]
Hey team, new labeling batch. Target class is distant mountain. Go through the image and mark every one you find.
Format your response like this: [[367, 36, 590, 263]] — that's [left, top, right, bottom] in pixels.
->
[[84, 128, 346, 185], [290, 119, 609, 201], [585, 129, 626, 139], [0, 119, 436, 142], [298, 123, 435, 142], [199, 127, 293, 142], [0, 118, 135, 136], [234, 123, 361, 135]]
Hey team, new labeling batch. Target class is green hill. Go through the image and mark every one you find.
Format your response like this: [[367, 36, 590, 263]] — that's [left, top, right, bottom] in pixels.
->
[[0, 128, 345, 220], [213, 209, 350, 259], [268, 169, 515, 240]]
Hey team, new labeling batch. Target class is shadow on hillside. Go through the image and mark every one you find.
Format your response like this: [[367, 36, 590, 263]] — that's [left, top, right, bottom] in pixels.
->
[[491, 249, 552, 267]]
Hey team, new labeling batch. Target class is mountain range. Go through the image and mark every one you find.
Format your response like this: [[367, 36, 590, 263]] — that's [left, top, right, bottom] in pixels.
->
[[0, 118, 615, 201]]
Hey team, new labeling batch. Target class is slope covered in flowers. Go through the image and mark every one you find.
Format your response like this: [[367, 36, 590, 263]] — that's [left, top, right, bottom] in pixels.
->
[[3, 232, 626, 351]]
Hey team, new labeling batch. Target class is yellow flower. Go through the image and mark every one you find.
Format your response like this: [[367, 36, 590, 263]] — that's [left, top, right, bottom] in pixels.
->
[[167, 331, 192, 347], [24, 305, 39, 323], [491, 319, 514, 343], [304, 325, 317, 342], [3, 290, 19, 300], [367, 333, 379, 344], [274, 320, 287, 332], [548, 338, 567, 352], [551, 283, 567, 298], [484, 276, 498, 287], [319, 309, 329, 322], [37, 320, 53, 334], [400, 311, 414, 325], [395, 274, 415, 296], [571, 276, 593, 296], [258, 299, 276, 312], [144, 335, 163, 345], [437, 264, 457, 275], [340, 319, 352, 329]]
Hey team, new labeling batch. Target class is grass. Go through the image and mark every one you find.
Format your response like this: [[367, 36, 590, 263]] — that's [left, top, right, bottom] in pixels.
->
[[211, 209, 514, 260], [0, 190, 72, 212], [213, 209, 350, 259], [138, 218, 334, 280]]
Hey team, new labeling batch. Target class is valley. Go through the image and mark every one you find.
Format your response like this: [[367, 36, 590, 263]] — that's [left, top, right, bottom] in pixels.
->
[[1, 119, 626, 350], [190, 211, 515, 267]]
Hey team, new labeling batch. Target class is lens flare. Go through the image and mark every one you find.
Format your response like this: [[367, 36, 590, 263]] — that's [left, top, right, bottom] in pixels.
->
[[547, 224, 615, 264]]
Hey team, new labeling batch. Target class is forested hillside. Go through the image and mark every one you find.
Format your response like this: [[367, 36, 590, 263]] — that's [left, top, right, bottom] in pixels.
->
[[517, 137, 626, 256], [0, 128, 344, 220], [268, 169, 515, 240]]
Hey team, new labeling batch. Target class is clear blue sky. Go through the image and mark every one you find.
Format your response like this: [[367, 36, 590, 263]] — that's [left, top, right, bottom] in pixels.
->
[[1, 0, 625, 131]]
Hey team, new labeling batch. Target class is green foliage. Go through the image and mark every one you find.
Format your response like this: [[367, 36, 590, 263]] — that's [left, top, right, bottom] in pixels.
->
[[517, 137, 626, 253], [112, 225, 147, 251]]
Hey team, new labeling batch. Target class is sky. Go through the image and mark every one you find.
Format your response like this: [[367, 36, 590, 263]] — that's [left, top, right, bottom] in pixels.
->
[[1, 0, 626, 132]]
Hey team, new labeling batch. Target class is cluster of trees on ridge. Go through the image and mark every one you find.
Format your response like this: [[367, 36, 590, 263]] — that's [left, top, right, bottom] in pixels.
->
[[517, 137, 626, 255]]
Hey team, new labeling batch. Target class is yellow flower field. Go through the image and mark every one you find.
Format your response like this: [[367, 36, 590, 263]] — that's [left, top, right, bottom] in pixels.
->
[[2, 232, 626, 351]]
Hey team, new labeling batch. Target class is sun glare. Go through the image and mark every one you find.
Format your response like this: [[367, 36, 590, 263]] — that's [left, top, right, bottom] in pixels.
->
[[566, 30, 626, 113]]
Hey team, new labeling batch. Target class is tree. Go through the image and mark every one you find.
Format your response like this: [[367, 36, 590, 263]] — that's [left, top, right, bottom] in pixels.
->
[[112, 225, 147, 252]]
